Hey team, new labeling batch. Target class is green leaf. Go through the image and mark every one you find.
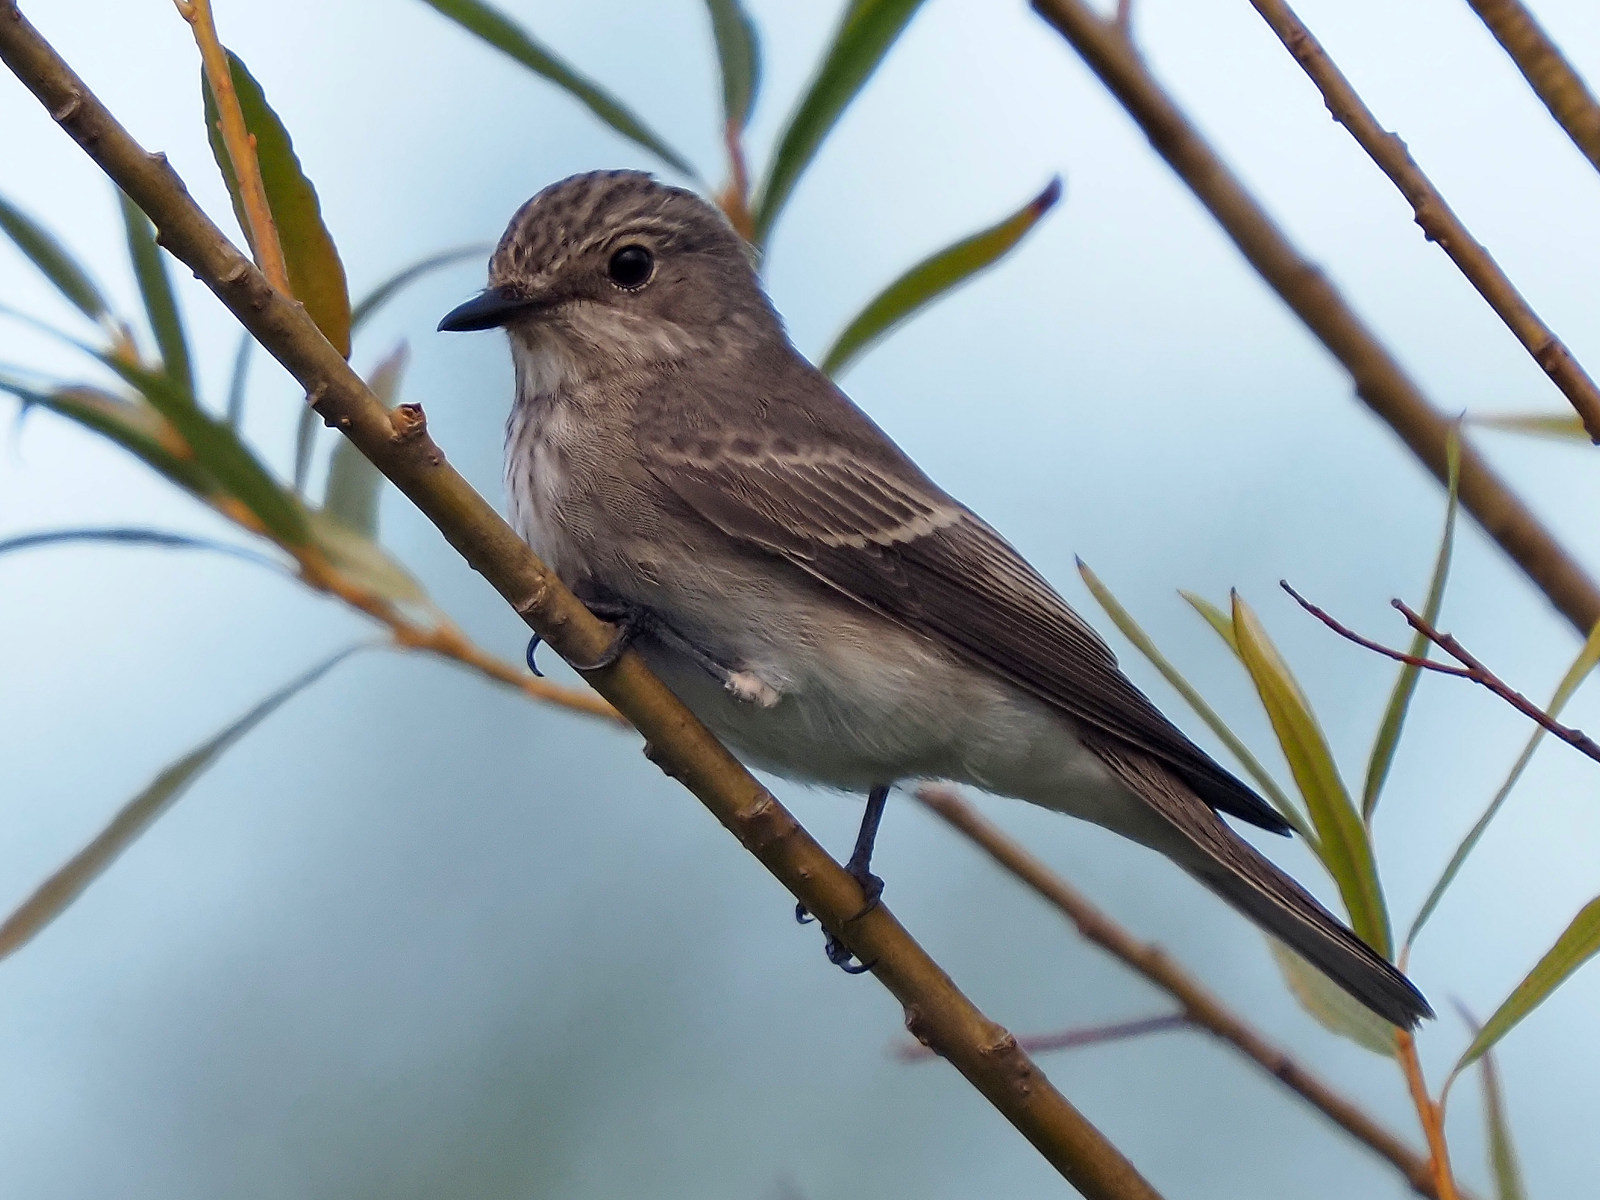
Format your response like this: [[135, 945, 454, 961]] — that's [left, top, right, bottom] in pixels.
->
[[350, 244, 492, 334], [417, 0, 694, 178], [705, 0, 761, 132], [820, 177, 1062, 377], [0, 646, 363, 963], [225, 330, 252, 429], [1454, 1005, 1528, 1200], [1076, 560, 1311, 841], [0, 526, 284, 573], [1407, 616, 1600, 947], [202, 50, 352, 358], [1267, 940, 1395, 1056], [293, 402, 318, 495], [751, 0, 930, 243], [1231, 592, 1392, 956], [117, 190, 193, 396], [0, 191, 112, 324], [323, 344, 406, 538], [1181, 590, 1239, 653], [0, 374, 216, 499], [1470, 410, 1588, 442], [1364, 426, 1460, 820], [97, 355, 310, 547], [1454, 894, 1600, 1077], [307, 511, 429, 607]]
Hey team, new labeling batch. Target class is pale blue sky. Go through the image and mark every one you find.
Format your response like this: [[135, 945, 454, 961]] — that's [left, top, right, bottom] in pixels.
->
[[3, 2, 1600, 1196]]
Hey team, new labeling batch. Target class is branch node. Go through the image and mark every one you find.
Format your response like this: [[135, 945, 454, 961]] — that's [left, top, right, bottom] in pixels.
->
[[389, 402, 427, 443]]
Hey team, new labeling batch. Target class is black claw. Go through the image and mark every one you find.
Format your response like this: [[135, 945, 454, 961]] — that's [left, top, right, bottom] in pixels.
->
[[524, 634, 545, 677], [569, 603, 642, 673], [795, 901, 814, 926], [825, 935, 875, 974]]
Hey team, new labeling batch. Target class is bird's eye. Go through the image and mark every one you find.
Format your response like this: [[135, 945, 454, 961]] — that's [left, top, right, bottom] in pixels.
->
[[607, 244, 654, 289]]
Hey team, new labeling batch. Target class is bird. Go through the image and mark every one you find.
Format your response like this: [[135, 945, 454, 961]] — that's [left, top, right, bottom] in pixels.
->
[[438, 169, 1431, 1029]]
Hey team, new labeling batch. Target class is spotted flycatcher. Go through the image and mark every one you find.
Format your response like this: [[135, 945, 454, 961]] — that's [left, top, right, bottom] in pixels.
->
[[440, 171, 1429, 1028]]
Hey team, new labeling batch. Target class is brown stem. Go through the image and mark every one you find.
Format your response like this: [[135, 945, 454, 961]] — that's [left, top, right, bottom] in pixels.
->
[[1282, 580, 1600, 764], [171, 0, 290, 295], [914, 785, 1473, 1200], [1029, 0, 1600, 638], [1464, 0, 1600, 182], [1250, 0, 1600, 441], [0, 9, 1162, 1195], [717, 117, 755, 242], [1397, 1029, 1461, 1200]]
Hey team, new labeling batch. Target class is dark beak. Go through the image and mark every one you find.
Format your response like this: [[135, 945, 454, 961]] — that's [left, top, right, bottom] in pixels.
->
[[436, 287, 539, 332]]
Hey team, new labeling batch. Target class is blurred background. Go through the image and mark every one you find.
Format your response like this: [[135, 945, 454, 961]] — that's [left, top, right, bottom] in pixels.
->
[[3, 0, 1599, 1196]]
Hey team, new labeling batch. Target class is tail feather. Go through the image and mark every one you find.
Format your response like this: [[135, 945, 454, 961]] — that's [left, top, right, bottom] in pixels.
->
[[1083, 736, 1432, 1029]]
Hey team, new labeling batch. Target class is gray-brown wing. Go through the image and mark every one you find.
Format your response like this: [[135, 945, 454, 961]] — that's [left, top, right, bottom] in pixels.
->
[[649, 440, 1291, 835]]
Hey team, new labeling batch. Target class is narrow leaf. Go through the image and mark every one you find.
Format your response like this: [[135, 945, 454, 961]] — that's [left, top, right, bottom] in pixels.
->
[[0, 646, 363, 962], [97, 355, 309, 546], [202, 51, 351, 357], [0, 191, 112, 324], [307, 511, 428, 607], [417, 0, 694, 177], [225, 330, 252, 429], [293, 403, 318, 495], [1182, 590, 1239, 652], [350, 244, 491, 333], [705, 0, 761, 132], [821, 177, 1062, 377], [1077, 560, 1310, 840], [1455, 895, 1600, 1076], [1408, 617, 1600, 946], [323, 344, 406, 537], [1231, 592, 1392, 955], [1268, 940, 1394, 1055], [752, 0, 930, 243], [0, 375, 215, 499], [1470, 410, 1587, 442], [1455, 1005, 1529, 1200], [1364, 427, 1460, 819], [0, 527, 284, 573], [117, 190, 193, 396]]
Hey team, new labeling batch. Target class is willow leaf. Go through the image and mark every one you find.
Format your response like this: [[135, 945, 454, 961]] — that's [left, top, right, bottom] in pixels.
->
[[751, 0, 929, 243], [118, 190, 194, 397], [1364, 426, 1460, 819], [1454, 895, 1600, 1077], [417, 0, 693, 177], [0, 191, 112, 324], [0, 527, 283, 573], [1470, 411, 1587, 442], [1182, 590, 1239, 653], [1268, 940, 1394, 1055], [0, 647, 363, 962], [202, 51, 351, 358], [705, 0, 761, 132], [1231, 593, 1391, 956], [821, 177, 1062, 377], [324, 344, 406, 538]]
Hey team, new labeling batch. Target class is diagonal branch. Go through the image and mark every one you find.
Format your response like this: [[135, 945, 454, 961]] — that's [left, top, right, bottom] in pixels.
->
[[1282, 581, 1600, 765], [0, 8, 1161, 1196], [1464, 0, 1600, 181], [914, 784, 1472, 1200], [1029, 0, 1600, 639], [1250, 0, 1600, 442]]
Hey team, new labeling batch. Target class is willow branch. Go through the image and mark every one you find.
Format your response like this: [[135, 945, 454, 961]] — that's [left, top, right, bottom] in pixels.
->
[[1250, 0, 1600, 441], [1464, 0, 1600, 181], [1397, 1029, 1461, 1200], [914, 785, 1467, 1200], [1030, 0, 1600, 639], [0, 9, 1162, 1196], [171, 0, 289, 294]]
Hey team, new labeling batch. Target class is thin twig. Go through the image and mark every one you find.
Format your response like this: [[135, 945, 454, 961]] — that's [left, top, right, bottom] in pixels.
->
[[914, 785, 1473, 1200], [717, 118, 755, 242], [1397, 1029, 1461, 1200], [1464, 0, 1600, 182], [1250, 0, 1600, 441], [172, 0, 290, 295], [1029, 0, 1600, 640], [1114, 0, 1133, 38], [899, 1012, 1189, 1062], [1282, 580, 1600, 764], [0, 13, 1163, 1196]]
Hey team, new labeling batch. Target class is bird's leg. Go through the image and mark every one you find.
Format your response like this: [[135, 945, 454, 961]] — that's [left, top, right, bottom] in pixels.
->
[[797, 784, 891, 975], [525, 597, 647, 676]]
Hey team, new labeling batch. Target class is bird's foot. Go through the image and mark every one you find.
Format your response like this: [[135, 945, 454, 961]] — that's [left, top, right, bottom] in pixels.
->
[[524, 597, 647, 676], [796, 785, 891, 975]]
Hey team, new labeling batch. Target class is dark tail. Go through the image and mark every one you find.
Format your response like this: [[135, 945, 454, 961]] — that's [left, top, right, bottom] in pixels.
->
[[1083, 736, 1432, 1028]]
